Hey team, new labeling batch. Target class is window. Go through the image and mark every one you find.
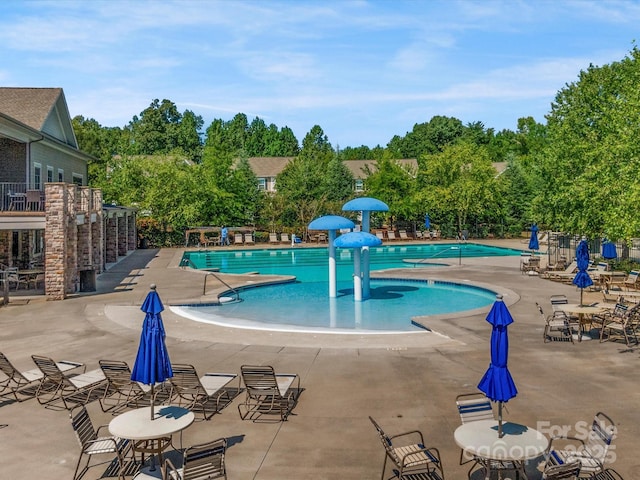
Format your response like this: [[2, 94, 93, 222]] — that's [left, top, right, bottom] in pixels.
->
[[258, 178, 267, 190], [47, 166, 54, 183], [355, 179, 364, 192], [72, 173, 83, 186], [34, 163, 42, 189], [58, 169, 64, 182]]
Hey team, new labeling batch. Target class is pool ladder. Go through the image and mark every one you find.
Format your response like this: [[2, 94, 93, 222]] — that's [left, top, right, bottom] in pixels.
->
[[203, 272, 241, 303]]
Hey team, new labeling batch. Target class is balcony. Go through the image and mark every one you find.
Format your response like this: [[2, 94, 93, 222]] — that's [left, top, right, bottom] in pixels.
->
[[0, 183, 45, 212]]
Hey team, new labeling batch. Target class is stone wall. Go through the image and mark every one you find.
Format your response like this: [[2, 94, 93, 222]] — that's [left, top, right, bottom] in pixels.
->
[[43, 184, 136, 299]]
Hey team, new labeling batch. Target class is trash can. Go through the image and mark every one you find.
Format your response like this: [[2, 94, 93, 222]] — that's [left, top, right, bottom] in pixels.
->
[[79, 269, 96, 292]]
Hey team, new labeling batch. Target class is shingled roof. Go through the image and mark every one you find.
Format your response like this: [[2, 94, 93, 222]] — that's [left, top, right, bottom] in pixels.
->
[[0, 87, 63, 130]]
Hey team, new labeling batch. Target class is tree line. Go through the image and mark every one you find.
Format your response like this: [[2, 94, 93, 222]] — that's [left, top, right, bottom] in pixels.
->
[[73, 47, 640, 246]]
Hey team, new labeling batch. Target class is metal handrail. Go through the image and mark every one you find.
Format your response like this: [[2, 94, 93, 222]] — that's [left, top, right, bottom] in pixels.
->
[[411, 244, 464, 266], [203, 271, 240, 302]]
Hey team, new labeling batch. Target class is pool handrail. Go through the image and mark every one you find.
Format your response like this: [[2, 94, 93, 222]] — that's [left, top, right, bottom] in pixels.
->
[[203, 272, 240, 303]]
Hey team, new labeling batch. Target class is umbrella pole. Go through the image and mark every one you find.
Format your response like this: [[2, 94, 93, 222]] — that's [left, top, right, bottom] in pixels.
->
[[150, 384, 155, 420], [498, 402, 503, 438], [580, 287, 584, 307]]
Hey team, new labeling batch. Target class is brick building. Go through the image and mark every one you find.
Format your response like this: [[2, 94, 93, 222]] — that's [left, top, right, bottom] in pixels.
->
[[0, 87, 136, 300]]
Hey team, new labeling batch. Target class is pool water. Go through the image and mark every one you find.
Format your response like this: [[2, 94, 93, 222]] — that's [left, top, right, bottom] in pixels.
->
[[174, 278, 497, 333], [175, 243, 516, 333], [183, 243, 520, 282]]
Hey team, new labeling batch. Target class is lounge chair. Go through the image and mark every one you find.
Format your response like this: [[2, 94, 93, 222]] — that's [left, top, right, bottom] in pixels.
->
[[168, 364, 239, 420], [398, 230, 410, 241], [69, 405, 130, 480], [238, 365, 301, 421], [542, 460, 581, 479], [545, 412, 616, 479], [455, 392, 495, 466], [622, 270, 640, 291], [387, 231, 397, 241], [599, 303, 639, 346], [233, 233, 243, 244], [538, 302, 575, 344], [522, 255, 541, 274], [162, 437, 227, 480], [268, 232, 279, 244], [415, 231, 423, 240], [244, 233, 255, 245], [369, 416, 445, 480], [375, 231, 385, 241], [98, 360, 153, 413], [544, 260, 577, 281], [601, 288, 624, 304], [0, 352, 84, 402], [280, 233, 290, 244], [31, 354, 107, 409]]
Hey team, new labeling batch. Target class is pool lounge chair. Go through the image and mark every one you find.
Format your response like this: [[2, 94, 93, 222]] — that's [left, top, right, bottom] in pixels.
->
[[98, 360, 154, 413], [0, 352, 84, 402], [398, 230, 411, 241], [387, 230, 397, 241], [163, 437, 227, 480], [169, 364, 239, 420], [269, 232, 279, 244], [238, 365, 301, 422], [280, 233, 290, 244], [233, 233, 244, 244], [244, 233, 255, 245], [31, 354, 107, 409], [70, 405, 131, 480], [369, 416, 445, 480], [545, 412, 616, 479]]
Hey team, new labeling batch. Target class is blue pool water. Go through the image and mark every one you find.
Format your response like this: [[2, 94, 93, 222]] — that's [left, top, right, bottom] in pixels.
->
[[175, 278, 497, 333], [182, 243, 520, 282], [176, 243, 519, 333]]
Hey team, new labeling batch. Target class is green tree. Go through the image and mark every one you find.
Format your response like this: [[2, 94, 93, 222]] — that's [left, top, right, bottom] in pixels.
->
[[534, 47, 640, 240], [417, 141, 498, 234], [363, 154, 416, 227]]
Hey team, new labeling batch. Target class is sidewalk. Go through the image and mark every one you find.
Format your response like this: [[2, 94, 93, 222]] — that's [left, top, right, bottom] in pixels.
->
[[0, 241, 636, 479]]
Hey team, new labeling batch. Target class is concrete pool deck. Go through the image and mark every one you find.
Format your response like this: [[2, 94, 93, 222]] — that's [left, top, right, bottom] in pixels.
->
[[1, 239, 638, 479]]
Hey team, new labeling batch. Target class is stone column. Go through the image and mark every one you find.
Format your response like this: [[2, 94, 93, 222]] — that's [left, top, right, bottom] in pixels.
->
[[117, 212, 127, 257], [105, 212, 118, 264], [92, 189, 104, 273], [44, 183, 67, 300], [65, 185, 78, 294]]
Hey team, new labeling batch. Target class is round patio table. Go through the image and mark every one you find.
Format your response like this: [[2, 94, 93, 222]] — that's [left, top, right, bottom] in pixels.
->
[[555, 303, 604, 341], [109, 405, 194, 471], [454, 420, 548, 480]]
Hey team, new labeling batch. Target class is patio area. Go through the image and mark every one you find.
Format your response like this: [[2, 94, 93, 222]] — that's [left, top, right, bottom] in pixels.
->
[[1, 240, 638, 479]]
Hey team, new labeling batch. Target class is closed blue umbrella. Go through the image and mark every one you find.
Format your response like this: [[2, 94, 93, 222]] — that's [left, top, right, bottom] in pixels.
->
[[602, 241, 617, 260], [425, 214, 431, 230], [528, 224, 539, 252], [573, 239, 593, 306], [478, 295, 518, 438], [131, 284, 173, 420]]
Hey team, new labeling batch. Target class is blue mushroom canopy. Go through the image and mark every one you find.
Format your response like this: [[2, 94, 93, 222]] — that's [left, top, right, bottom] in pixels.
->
[[342, 197, 389, 212], [334, 231, 382, 248], [308, 215, 355, 231]]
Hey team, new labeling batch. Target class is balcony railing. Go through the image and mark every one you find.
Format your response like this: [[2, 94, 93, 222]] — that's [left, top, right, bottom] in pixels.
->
[[0, 183, 45, 212]]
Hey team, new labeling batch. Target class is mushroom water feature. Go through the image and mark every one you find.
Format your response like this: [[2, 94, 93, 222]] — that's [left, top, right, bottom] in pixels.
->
[[333, 231, 383, 301], [307, 215, 356, 298], [342, 197, 389, 299]]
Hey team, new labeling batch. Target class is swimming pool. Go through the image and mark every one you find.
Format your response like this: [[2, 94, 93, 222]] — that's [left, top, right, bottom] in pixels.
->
[[174, 243, 517, 333], [182, 243, 520, 282], [173, 278, 498, 333]]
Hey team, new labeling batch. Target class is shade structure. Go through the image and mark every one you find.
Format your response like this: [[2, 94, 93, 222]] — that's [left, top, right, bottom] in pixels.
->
[[528, 224, 539, 252], [342, 197, 389, 299], [477, 295, 518, 438], [308, 215, 355, 298], [602, 241, 617, 260], [572, 239, 593, 306], [131, 284, 173, 420], [424, 214, 431, 230], [334, 232, 382, 301]]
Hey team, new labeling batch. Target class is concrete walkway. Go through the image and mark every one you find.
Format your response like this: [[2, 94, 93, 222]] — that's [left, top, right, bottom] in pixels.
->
[[1, 240, 638, 479]]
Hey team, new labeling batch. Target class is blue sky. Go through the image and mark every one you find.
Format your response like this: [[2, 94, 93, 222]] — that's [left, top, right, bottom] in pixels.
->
[[1, 0, 639, 148]]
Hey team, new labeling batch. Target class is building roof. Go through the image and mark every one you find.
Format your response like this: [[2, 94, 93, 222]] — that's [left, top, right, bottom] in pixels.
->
[[0, 87, 63, 131], [245, 157, 508, 180]]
